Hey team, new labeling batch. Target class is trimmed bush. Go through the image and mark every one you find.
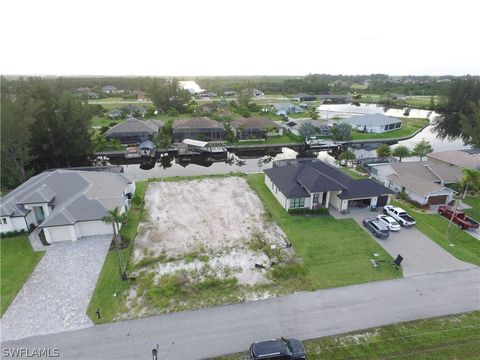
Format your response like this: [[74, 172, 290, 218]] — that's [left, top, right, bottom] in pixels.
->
[[288, 207, 329, 216], [1, 229, 28, 238]]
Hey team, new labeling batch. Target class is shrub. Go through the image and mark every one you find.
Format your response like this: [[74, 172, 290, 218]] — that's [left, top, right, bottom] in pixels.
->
[[1, 229, 28, 238], [288, 208, 329, 216]]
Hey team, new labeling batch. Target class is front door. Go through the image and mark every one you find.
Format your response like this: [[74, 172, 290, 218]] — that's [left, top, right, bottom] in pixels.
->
[[33, 206, 45, 223]]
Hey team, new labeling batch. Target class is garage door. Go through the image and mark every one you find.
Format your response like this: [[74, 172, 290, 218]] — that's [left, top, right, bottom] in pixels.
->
[[377, 195, 388, 207], [427, 195, 448, 205]]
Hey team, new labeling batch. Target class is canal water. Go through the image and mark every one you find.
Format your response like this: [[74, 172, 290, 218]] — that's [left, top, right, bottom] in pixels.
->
[[123, 105, 470, 180]]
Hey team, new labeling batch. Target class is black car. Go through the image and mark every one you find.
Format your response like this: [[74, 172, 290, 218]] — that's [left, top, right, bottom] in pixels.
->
[[250, 338, 306, 360], [363, 218, 390, 238]]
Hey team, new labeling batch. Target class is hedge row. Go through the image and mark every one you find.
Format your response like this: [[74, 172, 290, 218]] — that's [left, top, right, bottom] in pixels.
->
[[288, 207, 329, 215]]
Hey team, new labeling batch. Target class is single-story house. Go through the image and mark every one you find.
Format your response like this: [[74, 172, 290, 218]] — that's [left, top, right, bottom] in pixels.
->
[[172, 117, 225, 142], [341, 113, 402, 133], [272, 103, 305, 116], [101, 85, 119, 94], [108, 109, 123, 119], [105, 118, 164, 144], [132, 90, 146, 100], [291, 93, 318, 102], [179, 81, 204, 94], [222, 90, 237, 97], [196, 102, 226, 114], [196, 90, 217, 98], [231, 117, 283, 140], [427, 149, 480, 169], [368, 160, 460, 205], [0, 169, 135, 243], [317, 94, 352, 104], [126, 104, 147, 117], [250, 88, 264, 97], [264, 160, 394, 212], [287, 119, 332, 136]]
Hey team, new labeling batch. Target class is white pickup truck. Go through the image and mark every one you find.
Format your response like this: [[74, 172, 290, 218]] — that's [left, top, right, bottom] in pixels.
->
[[383, 205, 416, 227]]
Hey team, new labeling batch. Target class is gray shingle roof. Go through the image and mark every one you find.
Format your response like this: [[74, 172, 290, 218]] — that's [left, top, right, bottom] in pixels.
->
[[105, 118, 163, 137], [172, 117, 223, 130], [342, 113, 401, 127], [231, 117, 282, 129], [0, 169, 131, 228], [265, 160, 393, 200]]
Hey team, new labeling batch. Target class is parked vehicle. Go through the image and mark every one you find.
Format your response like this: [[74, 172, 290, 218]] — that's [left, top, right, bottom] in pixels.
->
[[363, 218, 390, 238], [437, 205, 480, 230], [383, 205, 416, 227], [376, 215, 401, 232], [250, 338, 306, 360]]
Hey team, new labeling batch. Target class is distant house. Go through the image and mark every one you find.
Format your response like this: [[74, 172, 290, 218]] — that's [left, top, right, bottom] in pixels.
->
[[368, 161, 461, 205], [287, 119, 332, 136], [272, 103, 305, 116], [126, 104, 147, 118], [74, 87, 99, 99], [427, 149, 480, 169], [196, 90, 217, 98], [197, 102, 224, 113], [317, 94, 352, 104], [244, 88, 264, 97], [291, 93, 318, 102], [0, 169, 135, 243], [264, 160, 393, 212], [105, 118, 164, 144], [108, 109, 123, 119], [132, 90, 146, 101], [341, 113, 402, 133], [172, 117, 225, 142], [101, 85, 119, 95], [222, 90, 237, 97], [179, 81, 204, 94], [231, 117, 283, 140]]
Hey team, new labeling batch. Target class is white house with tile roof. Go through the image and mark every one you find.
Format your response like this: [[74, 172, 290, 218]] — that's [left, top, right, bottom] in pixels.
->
[[0, 169, 135, 243]]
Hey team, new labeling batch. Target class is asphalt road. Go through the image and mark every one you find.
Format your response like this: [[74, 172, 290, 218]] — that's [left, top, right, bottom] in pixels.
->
[[2, 267, 479, 360]]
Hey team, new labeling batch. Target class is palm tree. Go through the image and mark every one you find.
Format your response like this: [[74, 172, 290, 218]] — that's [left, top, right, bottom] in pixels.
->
[[102, 207, 128, 280], [308, 107, 319, 120], [461, 168, 480, 199]]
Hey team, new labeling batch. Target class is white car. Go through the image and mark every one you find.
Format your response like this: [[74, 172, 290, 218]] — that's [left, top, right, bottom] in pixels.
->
[[376, 215, 401, 232]]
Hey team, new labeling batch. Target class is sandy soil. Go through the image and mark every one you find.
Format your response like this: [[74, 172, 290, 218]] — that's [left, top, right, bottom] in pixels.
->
[[132, 177, 291, 285]]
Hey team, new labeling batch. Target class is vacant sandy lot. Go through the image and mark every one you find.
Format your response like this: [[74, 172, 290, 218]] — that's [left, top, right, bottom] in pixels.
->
[[132, 177, 292, 285]]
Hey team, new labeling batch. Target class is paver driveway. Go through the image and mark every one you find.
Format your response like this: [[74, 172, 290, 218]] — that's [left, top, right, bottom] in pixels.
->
[[0, 235, 111, 342], [332, 208, 476, 276]]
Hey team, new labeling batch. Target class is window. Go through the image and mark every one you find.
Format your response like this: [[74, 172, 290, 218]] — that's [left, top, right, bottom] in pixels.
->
[[2, 218, 6, 224], [313, 193, 320, 203], [290, 197, 305, 208]]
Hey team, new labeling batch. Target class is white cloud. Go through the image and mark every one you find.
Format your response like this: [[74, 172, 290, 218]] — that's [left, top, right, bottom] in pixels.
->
[[1, 0, 479, 75]]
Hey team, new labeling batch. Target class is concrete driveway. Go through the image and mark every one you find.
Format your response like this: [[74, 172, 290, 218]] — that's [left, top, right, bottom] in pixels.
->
[[331, 208, 476, 277], [0, 235, 111, 342]]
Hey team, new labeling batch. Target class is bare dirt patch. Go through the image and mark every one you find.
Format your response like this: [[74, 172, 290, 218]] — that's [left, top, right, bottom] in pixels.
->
[[117, 177, 302, 320]]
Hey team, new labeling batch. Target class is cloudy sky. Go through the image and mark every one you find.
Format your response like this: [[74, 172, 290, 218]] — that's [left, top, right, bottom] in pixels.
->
[[2, 0, 479, 76]]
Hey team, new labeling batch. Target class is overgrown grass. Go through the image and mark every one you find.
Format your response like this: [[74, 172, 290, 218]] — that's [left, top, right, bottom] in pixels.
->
[[247, 174, 401, 289], [463, 196, 480, 220], [236, 133, 303, 145], [215, 311, 480, 360], [0, 236, 44, 315], [391, 199, 480, 265], [350, 118, 429, 140], [87, 180, 148, 323]]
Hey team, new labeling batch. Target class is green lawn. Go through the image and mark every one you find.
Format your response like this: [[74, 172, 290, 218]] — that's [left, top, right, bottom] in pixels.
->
[[87, 180, 148, 323], [463, 196, 480, 220], [247, 174, 401, 289], [350, 118, 429, 140], [1, 236, 44, 315], [91, 116, 114, 128], [391, 199, 480, 265], [338, 167, 367, 179], [215, 311, 480, 360]]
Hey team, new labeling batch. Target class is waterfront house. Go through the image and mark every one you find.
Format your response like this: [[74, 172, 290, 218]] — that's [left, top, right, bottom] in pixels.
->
[[341, 113, 401, 133], [105, 118, 164, 144], [172, 117, 225, 142], [231, 117, 283, 140]]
